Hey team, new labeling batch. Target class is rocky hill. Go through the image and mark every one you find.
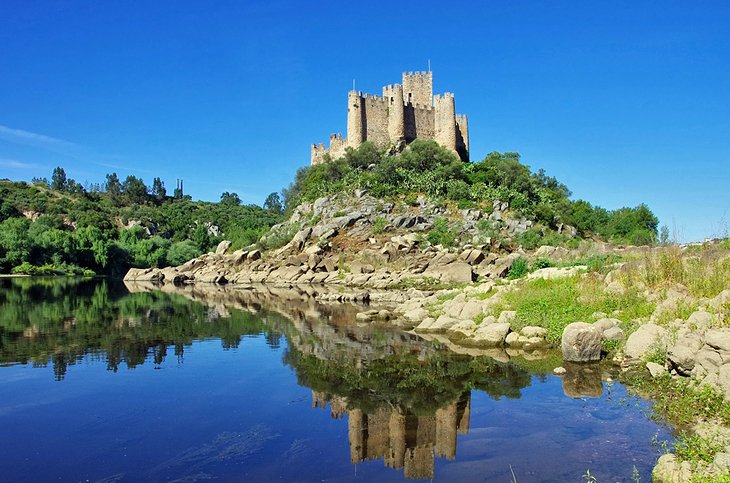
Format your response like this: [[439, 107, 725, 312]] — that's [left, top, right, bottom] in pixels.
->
[[124, 190, 585, 288]]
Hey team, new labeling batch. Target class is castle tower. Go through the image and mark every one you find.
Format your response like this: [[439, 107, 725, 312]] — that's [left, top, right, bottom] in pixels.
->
[[347, 90, 364, 149], [402, 71, 433, 106], [383, 84, 405, 144], [434, 93, 457, 154]]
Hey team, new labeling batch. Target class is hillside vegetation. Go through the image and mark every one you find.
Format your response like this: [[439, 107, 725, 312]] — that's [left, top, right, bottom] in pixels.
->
[[1, 141, 659, 277], [284, 140, 659, 246], [0, 172, 282, 276]]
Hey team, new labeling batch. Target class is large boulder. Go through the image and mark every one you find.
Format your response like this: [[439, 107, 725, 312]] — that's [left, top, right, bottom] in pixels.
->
[[667, 334, 704, 375], [561, 322, 602, 362], [624, 323, 668, 361], [526, 266, 585, 280], [215, 240, 232, 255], [124, 268, 164, 283], [471, 323, 511, 346], [425, 262, 473, 283], [705, 328, 730, 353]]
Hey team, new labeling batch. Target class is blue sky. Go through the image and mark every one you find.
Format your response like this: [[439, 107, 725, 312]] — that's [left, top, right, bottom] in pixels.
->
[[0, 1, 728, 241]]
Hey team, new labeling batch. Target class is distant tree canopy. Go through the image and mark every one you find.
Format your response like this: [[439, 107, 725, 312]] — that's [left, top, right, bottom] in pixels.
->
[[0, 168, 283, 276], [220, 191, 241, 206], [283, 140, 659, 245]]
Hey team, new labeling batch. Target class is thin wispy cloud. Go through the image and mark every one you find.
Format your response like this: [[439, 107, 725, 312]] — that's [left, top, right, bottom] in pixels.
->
[[0, 124, 154, 175], [0, 125, 82, 154], [0, 158, 40, 169]]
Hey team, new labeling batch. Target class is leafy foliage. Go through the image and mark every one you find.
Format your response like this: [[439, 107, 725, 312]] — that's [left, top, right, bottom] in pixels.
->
[[283, 141, 658, 245], [0, 172, 283, 275]]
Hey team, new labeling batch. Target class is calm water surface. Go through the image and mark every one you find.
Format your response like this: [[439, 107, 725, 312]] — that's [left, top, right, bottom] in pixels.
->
[[0, 278, 672, 482]]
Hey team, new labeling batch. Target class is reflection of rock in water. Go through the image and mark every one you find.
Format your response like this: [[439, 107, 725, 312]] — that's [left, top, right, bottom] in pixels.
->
[[151, 424, 278, 481], [562, 362, 603, 398], [313, 391, 471, 480]]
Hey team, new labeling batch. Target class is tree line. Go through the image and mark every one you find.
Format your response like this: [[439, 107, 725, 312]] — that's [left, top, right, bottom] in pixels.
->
[[0, 168, 284, 276]]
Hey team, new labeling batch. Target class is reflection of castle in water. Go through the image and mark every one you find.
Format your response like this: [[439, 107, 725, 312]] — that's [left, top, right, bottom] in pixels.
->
[[313, 391, 471, 480]]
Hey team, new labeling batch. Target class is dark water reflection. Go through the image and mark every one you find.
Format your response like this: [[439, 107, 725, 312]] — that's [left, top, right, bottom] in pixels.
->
[[0, 278, 672, 482]]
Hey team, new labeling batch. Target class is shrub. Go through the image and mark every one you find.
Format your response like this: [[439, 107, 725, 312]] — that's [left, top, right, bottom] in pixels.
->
[[427, 218, 459, 248], [507, 257, 529, 279], [372, 216, 387, 234], [167, 240, 202, 266]]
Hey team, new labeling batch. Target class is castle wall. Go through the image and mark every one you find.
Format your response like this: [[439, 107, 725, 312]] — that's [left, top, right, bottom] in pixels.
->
[[402, 71, 433, 107], [404, 104, 435, 142], [456, 114, 469, 161], [363, 94, 390, 147]]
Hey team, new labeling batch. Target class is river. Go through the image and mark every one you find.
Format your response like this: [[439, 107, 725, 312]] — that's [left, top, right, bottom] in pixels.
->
[[0, 278, 673, 482]]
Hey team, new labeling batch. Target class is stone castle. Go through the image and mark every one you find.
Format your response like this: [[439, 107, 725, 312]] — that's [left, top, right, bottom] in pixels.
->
[[311, 71, 469, 165]]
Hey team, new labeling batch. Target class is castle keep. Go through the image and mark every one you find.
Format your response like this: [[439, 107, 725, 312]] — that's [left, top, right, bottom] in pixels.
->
[[311, 71, 469, 165]]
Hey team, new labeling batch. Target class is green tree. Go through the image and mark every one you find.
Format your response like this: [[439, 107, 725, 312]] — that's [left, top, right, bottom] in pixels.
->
[[167, 240, 202, 266], [152, 177, 167, 202], [0, 217, 32, 270], [106, 173, 122, 199], [122, 175, 148, 204], [220, 192, 241, 206], [51, 167, 67, 191], [263, 192, 283, 213]]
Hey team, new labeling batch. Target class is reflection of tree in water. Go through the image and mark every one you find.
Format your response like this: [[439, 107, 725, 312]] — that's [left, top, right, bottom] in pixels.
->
[[0, 278, 274, 379]]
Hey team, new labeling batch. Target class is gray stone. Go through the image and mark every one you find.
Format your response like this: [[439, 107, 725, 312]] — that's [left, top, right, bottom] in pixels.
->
[[687, 310, 714, 329], [602, 326, 625, 341], [215, 240, 232, 255], [526, 266, 585, 280], [497, 310, 516, 325], [505, 332, 520, 346], [426, 262, 473, 283], [667, 334, 704, 375], [705, 328, 730, 353], [561, 322, 603, 362], [459, 300, 484, 320], [290, 228, 312, 251], [593, 317, 621, 333], [604, 280, 625, 295], [472, 323, 511, 346], [652, 454, 692, 483], [624, 323, 668, 360], [403, 307, 429, 323], [646, 362, 667, 378], [447, 320, 477, 339], [719, 364, 730, 400], [521, 326, 548, 338]]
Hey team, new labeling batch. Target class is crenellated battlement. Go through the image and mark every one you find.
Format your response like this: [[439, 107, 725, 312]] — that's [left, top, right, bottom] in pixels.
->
[[312, 71, 469, 164]]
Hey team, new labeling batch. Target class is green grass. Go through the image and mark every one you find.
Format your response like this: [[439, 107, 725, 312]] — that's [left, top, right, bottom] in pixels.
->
[[372, 216, 387, 234], [627, 373, 730, 428], [674, 433, 725, 464], [493, 275, 654, 342]]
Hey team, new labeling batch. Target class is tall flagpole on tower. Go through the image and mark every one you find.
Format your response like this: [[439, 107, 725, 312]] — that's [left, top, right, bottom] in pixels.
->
[[352, 79, 355, 91], [428, 59, 431, 72]]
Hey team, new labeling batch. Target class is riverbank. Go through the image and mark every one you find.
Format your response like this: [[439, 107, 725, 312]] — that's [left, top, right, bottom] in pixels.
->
[[123, 190, 730, 480]]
